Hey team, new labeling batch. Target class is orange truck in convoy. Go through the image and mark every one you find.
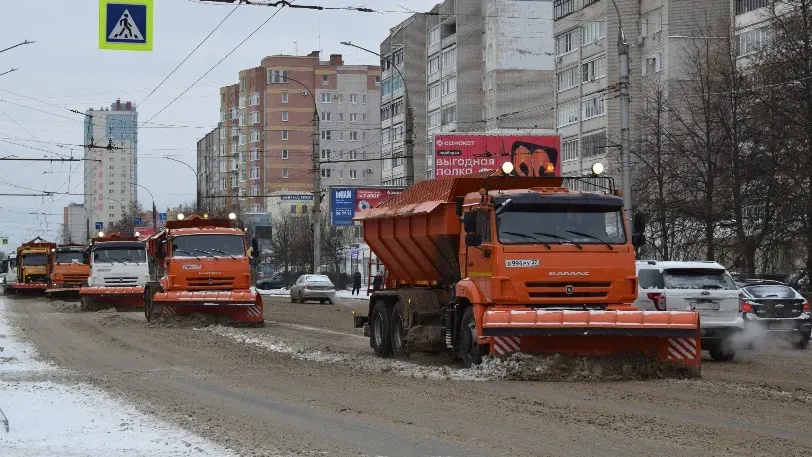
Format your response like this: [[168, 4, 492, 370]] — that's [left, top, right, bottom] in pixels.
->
[[143, 215, 263, 325], [12, 237, 56, 293], [45, 244, 90, 298], [353, 169, 701, 372]]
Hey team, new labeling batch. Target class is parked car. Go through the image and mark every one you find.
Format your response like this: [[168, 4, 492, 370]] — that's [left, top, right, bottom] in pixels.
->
[[635, 260, 744, 361], [738, 280, 811, 349], [289, 274, 336, 304], [256, 271, 302, 290]]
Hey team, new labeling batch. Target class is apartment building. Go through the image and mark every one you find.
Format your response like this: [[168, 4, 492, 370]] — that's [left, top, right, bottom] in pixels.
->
[[63, 203, 87, 244], [203, 53, 381, 215], [733, 0, 773, 57], [196, 127, 223, 213], [380, 0, 556, 185], [83, 99, 138, 230], [553, 0, 728, 178]]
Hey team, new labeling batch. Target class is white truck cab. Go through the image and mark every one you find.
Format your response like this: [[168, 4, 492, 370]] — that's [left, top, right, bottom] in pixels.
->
[[635, 260, 744, 361], [1, 256, 18, 293], [87, 241, 149, 288]]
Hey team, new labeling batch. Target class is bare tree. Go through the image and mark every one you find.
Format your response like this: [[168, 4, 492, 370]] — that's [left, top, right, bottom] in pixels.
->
[[106, 201, 145, 237]]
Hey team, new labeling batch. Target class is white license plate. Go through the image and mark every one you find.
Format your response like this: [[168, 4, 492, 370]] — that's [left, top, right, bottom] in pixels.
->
[[692, 302, 720, 311], [505, 259, 539, 268]]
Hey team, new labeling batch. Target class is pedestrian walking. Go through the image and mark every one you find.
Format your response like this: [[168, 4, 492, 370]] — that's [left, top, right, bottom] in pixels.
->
[[352, 270, 362, 295], [372, 271, 384, 291]]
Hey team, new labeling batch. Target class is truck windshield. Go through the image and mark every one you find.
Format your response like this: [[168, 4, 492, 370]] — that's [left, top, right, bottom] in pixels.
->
[[93, 248, 146, 264], [496, 204, 626, 245], [171, 235, 245, 258], [663, 269, 738, 290], [55, 252, 87, 264], [22, 253, 47, 266]]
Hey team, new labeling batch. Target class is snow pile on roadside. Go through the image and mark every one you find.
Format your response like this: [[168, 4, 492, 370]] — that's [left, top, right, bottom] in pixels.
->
[[0, 299, 238, 457], [204, 325, 495, 381]]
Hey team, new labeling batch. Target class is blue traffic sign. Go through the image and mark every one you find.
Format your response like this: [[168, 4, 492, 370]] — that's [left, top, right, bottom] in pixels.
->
[[134, 217, 142, 226], [95, 222, 104, 230], [99, 0, 153, 51], [158, 212, 167, 221]]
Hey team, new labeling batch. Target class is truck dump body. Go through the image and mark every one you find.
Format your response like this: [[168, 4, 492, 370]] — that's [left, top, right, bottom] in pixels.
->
[[355, 172, 701, 373]]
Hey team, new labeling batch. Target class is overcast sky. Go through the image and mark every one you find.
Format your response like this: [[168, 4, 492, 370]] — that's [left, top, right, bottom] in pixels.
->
[[0, 0, 437, 249]]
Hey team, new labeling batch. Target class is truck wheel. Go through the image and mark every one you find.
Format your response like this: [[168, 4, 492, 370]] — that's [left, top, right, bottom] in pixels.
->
[[708, 339, 736, 362], [144, 285, 159, 322], [460, 307, 487, 367], [391, 301, 409, 358], [371, 301, 393, 358]]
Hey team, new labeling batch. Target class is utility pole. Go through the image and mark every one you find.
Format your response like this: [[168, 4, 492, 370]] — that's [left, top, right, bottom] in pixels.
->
[[610, 0, 632, 228]]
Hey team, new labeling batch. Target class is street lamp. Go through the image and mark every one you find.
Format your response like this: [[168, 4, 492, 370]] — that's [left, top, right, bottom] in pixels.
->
[[127, 181, 157, 231], [0, 40, 34, 55], [341, 39, 414, 186], [280, 74, 322, 274], [608, 0, 632, 229], [164, 157, 199, 212]]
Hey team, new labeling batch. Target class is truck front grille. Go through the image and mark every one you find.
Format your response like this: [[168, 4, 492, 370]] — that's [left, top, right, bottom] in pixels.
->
[[104, 277, 138, 285], [525, 281, 611, 299], [187, 277, 235, 289]]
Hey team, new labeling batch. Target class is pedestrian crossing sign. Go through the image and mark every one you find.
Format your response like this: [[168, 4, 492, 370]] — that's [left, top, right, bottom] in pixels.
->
[[99, 0, 153, 51]]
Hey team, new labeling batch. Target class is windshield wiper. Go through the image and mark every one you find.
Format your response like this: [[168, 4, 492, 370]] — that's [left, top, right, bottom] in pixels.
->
[[534, 232, 582, 250], [193, 248, 216, 258], [495, 198, 512, 216], [565, 230, 613, 250], [173, 249, 201, 260], [501, 231, 551, 249], [210, 249, 238, 260]]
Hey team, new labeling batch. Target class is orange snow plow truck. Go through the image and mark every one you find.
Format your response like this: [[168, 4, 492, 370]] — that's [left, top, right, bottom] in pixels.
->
[[12, 237, 56, 292], [143, 215, 263, 326], [353, 170, 701, 373], [45, 244, 90, 298]]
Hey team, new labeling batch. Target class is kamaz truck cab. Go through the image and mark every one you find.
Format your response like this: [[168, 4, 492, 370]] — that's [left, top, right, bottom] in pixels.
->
[[45, 244, 90, 298], [13, 237, 56, 293], [79, 233, 148, 310], [1, 255, 18, 294]]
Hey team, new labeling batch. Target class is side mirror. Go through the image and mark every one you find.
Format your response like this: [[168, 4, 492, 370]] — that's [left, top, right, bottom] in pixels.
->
[[251, 238, 260, 258], [462, 212, 477, 234], [632, 233, 647, 247], [455, 196, 464, 217], [633, 211, 647, 235], [465, 233, 483, 247]]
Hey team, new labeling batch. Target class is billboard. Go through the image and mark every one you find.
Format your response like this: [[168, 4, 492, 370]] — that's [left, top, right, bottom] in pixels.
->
[[330, 187, 404, 226], [433, 134, 561, 178]]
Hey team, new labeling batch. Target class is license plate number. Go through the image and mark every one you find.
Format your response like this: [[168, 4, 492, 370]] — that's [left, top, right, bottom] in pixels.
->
[[770, 321, 794, 330], [692, 302, 720, 311], [505, 259, 539, 268]]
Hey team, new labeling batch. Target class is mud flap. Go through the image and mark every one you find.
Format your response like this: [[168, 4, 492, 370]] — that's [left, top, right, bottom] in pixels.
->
[[481, 309, 701, 372], [78, 286, 145, 308], [152, 290, 264, 325]]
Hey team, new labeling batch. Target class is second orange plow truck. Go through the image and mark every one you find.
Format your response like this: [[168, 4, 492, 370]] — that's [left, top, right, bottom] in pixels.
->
[[45, 244, 90, 298], [143, 214, 263, 326], [353, 166, 701, 374]]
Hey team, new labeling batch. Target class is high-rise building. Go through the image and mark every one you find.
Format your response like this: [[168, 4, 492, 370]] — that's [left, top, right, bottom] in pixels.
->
[[196, 127, 223, 213], [552, 0, 729, 178], [83, 99, 138, 230], [63, 203, 86, 243], [379, 0, 556, 186], [201, 53, 381, 216]]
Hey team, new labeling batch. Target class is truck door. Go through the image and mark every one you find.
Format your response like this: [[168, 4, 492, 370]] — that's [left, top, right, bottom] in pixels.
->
[[466, 210, 495, 297]]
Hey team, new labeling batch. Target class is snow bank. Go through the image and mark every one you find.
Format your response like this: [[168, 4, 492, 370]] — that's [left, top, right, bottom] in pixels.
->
[[0, 298, 237, 457]]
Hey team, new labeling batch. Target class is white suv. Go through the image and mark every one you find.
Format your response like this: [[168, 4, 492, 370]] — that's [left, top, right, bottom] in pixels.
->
[[635, 260, 744, 361]]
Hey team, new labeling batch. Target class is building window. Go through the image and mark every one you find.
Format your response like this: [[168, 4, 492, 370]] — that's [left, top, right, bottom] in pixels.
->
[[282, 130, 289, 140], [442, 46, 457, 68], [249, 92, 260, 106], [554, 0, 575, 19], [642, 52, 663, 75], [582, 131, 606, 158], [563, 138, 578, 162], [349, 150, 358, 160], [250, 129, 260, 143], [428, 83, 440, 101], [230, 108, 239, 120], [220, 110, 226, 122], [557, 66, 579, 91], [362, 95, 366, 104], [321, 93, 332, 103], [281, 92, 289, 103], [281, 111, 289, 122], [428, 26, 440, 45], [349, 113, 358, 122], [239, 134, 247, 145], [350, 131, 358, 141], [282, 149, 289, 159], [238, 96, 246, 109], [230, 125, 239, 136], [582, 56, 607, 82], [736, 0, 769, 15], [349, 169, 357, 179], [282, 168, 289, 178], [250, 204, 261, 212], [442, 76, 456, 96], [250, 148, 260, 160], [321, 149, 331, 159], [557, 101, 579, 127], [382, 127, 391, 144], [582, 95, 606, 119], [582, 21, 605, 44], [320, 111, 331, 121], [321, 130, 332, 140], [322, 74, 329, 84], [268, 70, 289, 83], [738, 26, 770, 56], [428, 109, 441, 129], [321, 168, 331, 178], [556, 30, 576, 55], [250, 167, 259, 180], [375, 76, 381, 85], [441, 105, 456, 124], [239, 114, 245, 126], [338, 132, 344, 141], [250, 111, 260, 124], [428, 54, 441, 75], [349, 94, 358, 104]]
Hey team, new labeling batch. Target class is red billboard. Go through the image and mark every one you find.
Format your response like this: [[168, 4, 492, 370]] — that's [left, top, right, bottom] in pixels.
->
[[433, 134, 561, 178]]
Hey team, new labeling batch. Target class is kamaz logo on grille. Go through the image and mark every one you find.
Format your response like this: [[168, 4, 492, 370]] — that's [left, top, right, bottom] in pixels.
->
[[549, 271, 589, 276], [182, 264, 202, 270]]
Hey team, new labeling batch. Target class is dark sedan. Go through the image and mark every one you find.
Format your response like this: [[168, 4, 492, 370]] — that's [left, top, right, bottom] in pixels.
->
[[739, 281, 811, 349]]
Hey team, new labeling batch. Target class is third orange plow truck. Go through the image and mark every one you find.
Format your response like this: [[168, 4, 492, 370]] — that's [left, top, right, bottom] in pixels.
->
[[353, 168, 701, 374], [143, 215, 263, 326], [45, 244, 90, 298]]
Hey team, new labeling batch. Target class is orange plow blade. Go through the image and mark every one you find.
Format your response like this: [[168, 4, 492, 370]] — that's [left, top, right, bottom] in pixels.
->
[[152, 290, 263, 325], [79, 286, 145, 308], [482, 309, 701, 371]]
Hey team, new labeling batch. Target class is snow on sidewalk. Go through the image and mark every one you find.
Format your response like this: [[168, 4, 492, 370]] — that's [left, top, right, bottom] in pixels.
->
[[0, 299, 238, 457]]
